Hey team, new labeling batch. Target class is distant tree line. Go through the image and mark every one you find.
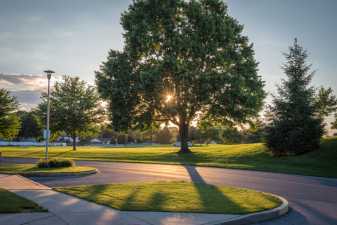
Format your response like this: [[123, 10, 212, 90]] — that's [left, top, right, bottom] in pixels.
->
[[1, 39, 337, 155]]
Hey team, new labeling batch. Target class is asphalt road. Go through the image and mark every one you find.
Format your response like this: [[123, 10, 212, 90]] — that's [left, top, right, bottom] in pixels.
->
[[2, 157, 337, 225]]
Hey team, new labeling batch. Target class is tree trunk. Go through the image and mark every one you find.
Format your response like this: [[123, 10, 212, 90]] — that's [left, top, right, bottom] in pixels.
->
[[125, 132, 128, 146], [72, 134, 77, 151], [179, 119, 191, 153]]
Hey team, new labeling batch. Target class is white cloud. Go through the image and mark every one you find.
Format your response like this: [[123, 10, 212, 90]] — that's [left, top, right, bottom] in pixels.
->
[[0, 78, 13, 87], [10, 90, 42, 110], [0, 74, 61, 92], [0, 74, 62, 110]]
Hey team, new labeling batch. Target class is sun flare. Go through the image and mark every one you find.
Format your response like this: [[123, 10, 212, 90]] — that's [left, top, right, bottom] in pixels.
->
[[166, 94, 173, 103]]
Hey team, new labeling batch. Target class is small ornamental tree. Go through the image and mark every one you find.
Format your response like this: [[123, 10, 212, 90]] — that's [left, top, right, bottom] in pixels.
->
[[17, 111, 43, 140], [96, 0, 265, 153], [266, 39, 324, 155], [38, 76, 104, 150], [154, 126, 173, 144], [315, 87, 337, 119], [0, 88, 20, 140]]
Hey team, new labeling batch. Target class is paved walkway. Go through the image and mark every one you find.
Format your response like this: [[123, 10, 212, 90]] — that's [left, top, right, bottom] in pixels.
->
[[0, 174, 239, 225], [0, 174, 50, 190]]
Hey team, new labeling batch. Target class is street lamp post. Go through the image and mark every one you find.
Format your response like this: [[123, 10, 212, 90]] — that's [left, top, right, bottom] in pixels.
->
[[44, 70, 55, 160]]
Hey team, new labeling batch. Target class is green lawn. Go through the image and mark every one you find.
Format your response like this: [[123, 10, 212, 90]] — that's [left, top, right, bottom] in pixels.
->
[[0, 164, 96, 175], [56, 181, 281, 214], [0, 188, 45, 213], [1, 138, 337, 178]]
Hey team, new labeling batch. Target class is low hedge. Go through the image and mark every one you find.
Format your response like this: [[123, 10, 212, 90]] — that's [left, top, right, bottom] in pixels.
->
[[37, 158, 75, 168]]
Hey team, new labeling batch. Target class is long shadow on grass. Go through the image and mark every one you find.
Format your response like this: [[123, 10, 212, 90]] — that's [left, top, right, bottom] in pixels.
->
[[183, 164, 246, 213], [120, 187, 140, 210], [120, 188, 166, 211]]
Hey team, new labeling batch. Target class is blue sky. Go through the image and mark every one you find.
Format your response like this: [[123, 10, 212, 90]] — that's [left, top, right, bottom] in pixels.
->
[[0, 0, 336, 111]]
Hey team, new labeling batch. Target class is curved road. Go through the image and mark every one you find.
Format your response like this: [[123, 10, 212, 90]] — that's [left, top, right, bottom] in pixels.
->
[[2, 158, 337, 225]]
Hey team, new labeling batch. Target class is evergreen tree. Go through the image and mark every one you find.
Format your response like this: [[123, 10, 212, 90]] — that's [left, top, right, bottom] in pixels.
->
[[0, 89, 20, 140], [266, 39, 323, 155]]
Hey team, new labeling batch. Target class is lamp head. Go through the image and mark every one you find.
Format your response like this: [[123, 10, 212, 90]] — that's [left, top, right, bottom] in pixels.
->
[[44, 70, 55, 80]]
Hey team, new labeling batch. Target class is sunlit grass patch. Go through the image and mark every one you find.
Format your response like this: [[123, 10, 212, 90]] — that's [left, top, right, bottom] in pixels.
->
[[1, 137, 337, 177]]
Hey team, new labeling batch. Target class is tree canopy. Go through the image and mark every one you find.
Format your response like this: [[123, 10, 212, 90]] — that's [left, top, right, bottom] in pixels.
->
[[0, 88, 20, 140], [38, 76, 104, 150], [96, 0, 265, 152]]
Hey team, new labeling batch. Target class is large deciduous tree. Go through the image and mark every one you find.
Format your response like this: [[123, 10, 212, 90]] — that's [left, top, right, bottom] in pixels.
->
[[0, 89, 20, 140], [38, 76, 104, 150], [96, 51, 138, 133], [266, 39, 324, 156], [96, 0, 265, 153]]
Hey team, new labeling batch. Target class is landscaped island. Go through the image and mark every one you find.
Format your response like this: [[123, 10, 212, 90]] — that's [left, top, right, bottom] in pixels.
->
[[1, 138, 336, 178], [56, 181, 282, 214], [0, 164, 96, 176]]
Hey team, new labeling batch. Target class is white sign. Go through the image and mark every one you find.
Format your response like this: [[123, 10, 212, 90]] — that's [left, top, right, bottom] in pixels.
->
[[43, 129, 51, 139]]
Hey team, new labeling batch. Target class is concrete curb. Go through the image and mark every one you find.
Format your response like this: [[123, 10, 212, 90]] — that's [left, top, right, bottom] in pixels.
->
[[23, 168, 98, 177], [217, 194, 289, 225], [2, 168, 98, 177]]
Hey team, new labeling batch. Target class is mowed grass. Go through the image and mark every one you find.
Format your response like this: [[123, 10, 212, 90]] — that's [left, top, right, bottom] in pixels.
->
[[0, 164, 95, 175], [1, 138, 337, 178], [0, 188, 45, 213], [56, 181, 281, 214]]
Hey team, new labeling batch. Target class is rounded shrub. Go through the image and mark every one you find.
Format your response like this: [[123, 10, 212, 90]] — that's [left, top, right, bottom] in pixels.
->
[[37, 158, 75, 168]]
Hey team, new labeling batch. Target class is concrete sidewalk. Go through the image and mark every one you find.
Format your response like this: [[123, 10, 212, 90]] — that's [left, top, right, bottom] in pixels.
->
[[0, 174, 50, 190], [15, 190, 241, 225], [0, 174, 239, 225]]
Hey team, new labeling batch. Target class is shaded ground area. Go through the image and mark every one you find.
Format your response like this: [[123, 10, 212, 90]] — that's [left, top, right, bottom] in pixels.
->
[[0, 187, 44, 213], [1, 138, 337, 178]]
